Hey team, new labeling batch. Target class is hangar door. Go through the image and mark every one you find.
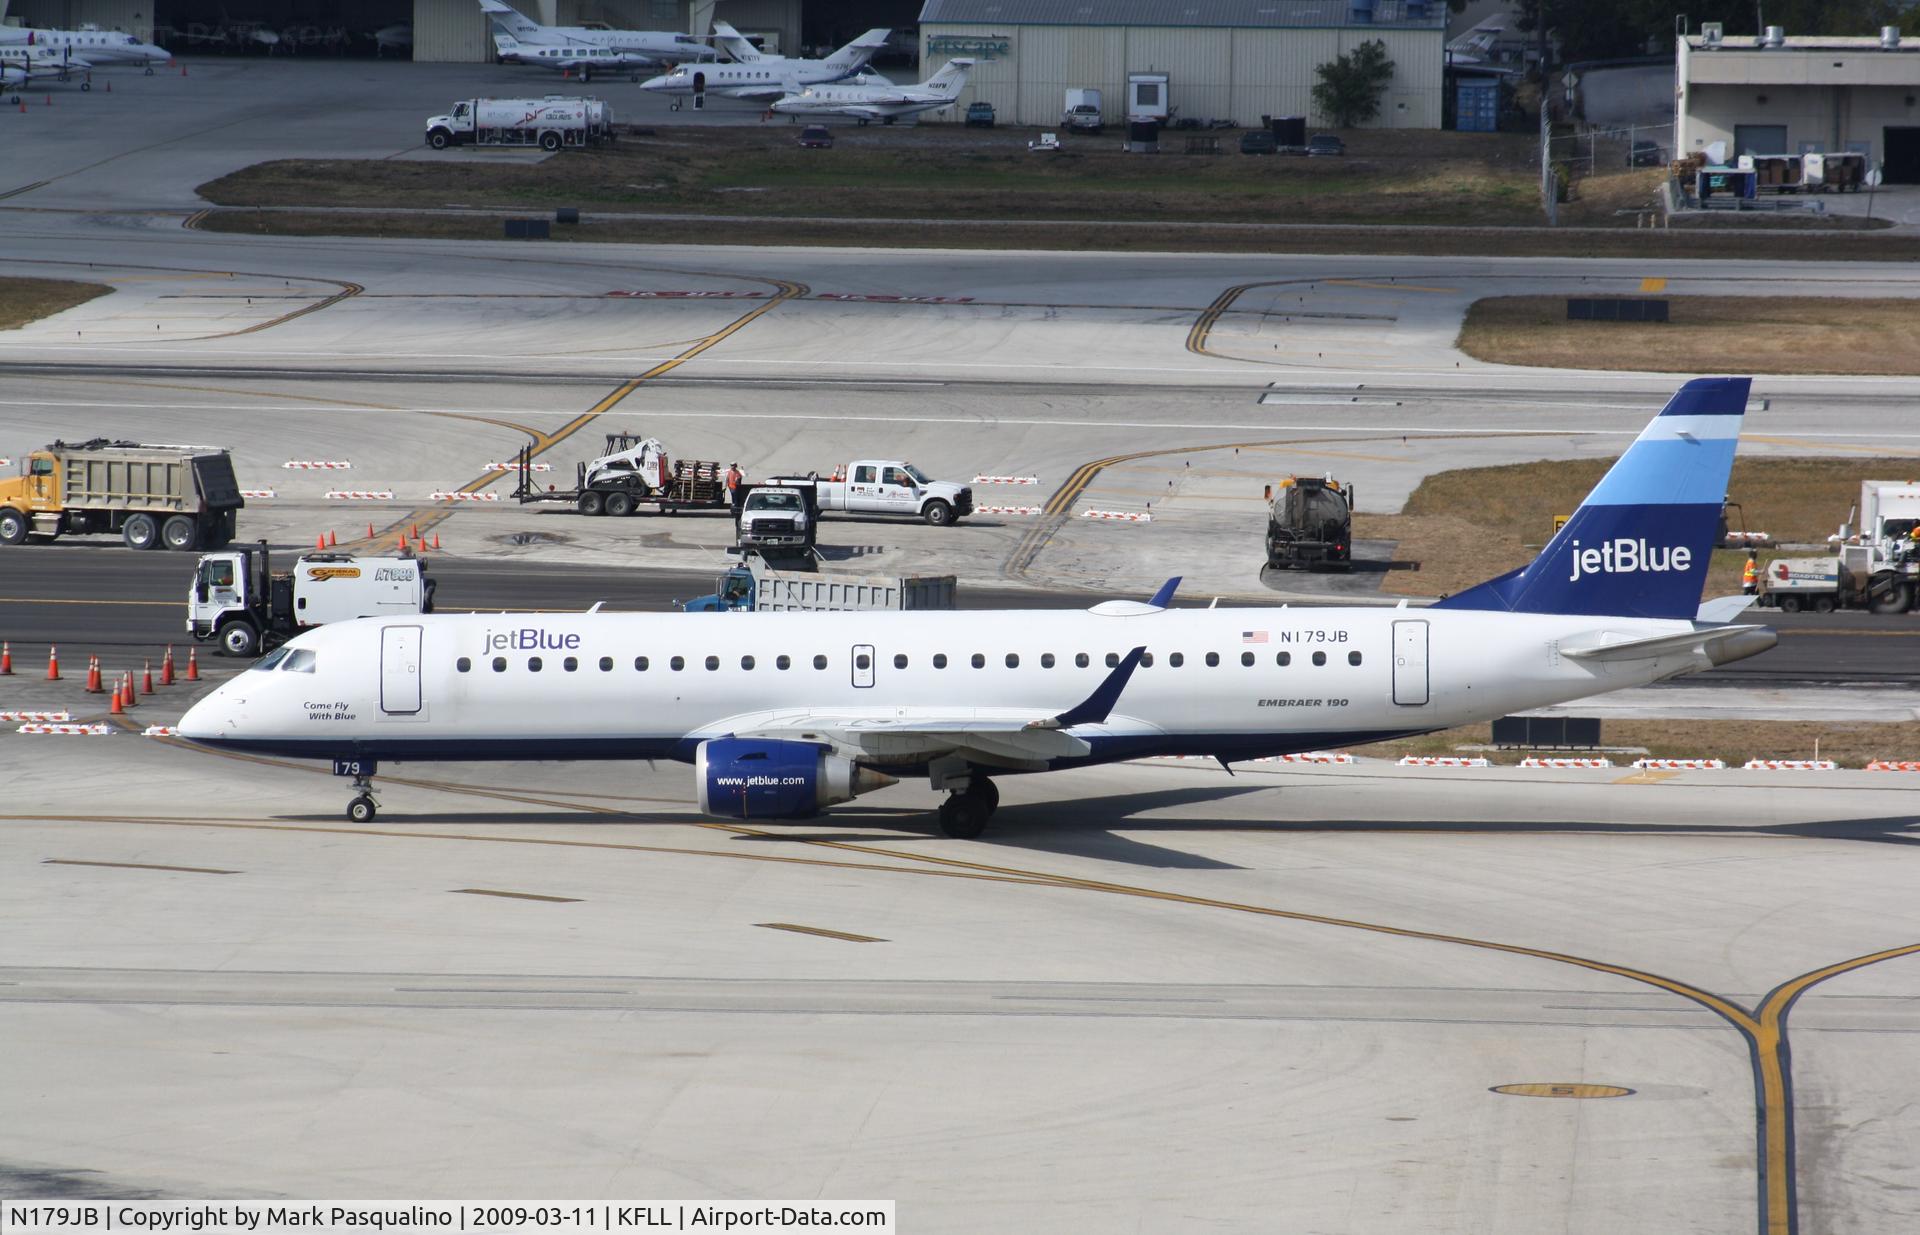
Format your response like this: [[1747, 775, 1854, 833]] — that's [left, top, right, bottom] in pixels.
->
[[1885, 128, 1920, 185]]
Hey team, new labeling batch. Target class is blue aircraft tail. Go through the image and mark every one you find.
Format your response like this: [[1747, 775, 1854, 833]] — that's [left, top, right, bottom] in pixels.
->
[[1434, 376, 1750, 620]]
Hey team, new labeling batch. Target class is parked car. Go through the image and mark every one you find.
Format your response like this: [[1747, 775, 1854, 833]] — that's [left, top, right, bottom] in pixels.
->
[[1306, 133, 1345, 156], [798, 125, 833, 149], [964, 101, 995, 128], [1239, 129, 1276, 155], [1629, 140, 1667, 167]]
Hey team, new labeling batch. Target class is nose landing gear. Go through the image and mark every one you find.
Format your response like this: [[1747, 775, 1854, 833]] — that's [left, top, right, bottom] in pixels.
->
[[936, 775, 998, 839], [334, 756, 380, 822]]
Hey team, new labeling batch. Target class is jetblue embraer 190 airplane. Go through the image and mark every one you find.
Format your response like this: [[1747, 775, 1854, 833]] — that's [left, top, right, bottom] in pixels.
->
[[179, 378, 1774, 838]]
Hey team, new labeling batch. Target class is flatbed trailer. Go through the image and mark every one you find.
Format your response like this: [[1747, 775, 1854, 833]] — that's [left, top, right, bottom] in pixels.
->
[[510, 435, 729, 516]]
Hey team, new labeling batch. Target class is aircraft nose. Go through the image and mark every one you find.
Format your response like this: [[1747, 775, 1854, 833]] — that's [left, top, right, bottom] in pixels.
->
[[177, 681, 241, 743]]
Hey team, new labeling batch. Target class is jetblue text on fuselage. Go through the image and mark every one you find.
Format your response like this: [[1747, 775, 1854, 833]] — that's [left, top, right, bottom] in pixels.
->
[[486, 628, 582, 652], [1566, 538, 1693, 582]]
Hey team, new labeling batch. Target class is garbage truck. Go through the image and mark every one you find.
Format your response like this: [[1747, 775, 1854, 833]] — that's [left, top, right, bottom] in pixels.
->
[[188, 543, 436, 656]]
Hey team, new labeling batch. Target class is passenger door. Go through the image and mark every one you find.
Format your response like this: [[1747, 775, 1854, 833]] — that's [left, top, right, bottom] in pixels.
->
[[851, 643, 875, 689], [1392, 620, 1429, 706], [880, 466, 919, 513], [847, 464, 881, 510], [380, 625, 423, 715]]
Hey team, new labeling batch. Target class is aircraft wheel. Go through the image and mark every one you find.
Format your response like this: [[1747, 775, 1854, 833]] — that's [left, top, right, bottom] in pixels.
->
[[347, 795, 377, 823], [938, 793, 989, 840], [146, 66, 155, 76], [964, 776, 999, 816], [81, 81, 91, 92]]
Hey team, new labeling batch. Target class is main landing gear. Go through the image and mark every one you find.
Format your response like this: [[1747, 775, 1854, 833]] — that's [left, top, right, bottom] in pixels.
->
[[937, 775, 998, 839], [334, 757, 379, 822]]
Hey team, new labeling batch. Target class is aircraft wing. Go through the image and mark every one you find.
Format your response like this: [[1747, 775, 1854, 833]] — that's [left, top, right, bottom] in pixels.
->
[[722, 83, 795, 101], [708, 646, 1151, 768]]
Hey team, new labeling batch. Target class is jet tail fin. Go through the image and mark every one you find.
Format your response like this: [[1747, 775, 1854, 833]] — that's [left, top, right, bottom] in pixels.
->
[[1435, 377, 1750, 621], [476, 0, 546, 42], [823, 28, 890, 69], [922, 57, 975, 95], [709, 20, 763, 62]]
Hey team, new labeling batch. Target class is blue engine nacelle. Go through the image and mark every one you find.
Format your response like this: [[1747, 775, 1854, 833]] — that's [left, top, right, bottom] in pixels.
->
[[696, 738, 896, 820]]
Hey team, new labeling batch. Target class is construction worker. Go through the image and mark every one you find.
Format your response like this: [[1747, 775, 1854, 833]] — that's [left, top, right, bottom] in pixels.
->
[[1742, 554, 1759, 596], [726, 462, 744, 517]]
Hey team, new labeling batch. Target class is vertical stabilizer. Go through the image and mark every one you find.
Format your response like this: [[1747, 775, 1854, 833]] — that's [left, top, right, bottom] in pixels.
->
[[1434, 377, 1750, 619]]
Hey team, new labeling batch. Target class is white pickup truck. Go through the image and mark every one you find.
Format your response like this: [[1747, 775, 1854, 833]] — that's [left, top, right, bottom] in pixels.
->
[[777, 461, 974, 527]]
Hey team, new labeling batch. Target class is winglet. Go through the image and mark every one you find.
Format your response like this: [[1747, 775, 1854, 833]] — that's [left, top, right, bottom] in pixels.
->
[[1032, 645, 1147, 729], [1147, 577, 1182, 609]]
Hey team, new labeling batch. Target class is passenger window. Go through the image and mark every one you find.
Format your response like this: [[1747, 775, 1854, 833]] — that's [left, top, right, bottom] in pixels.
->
[[1141, 653, 1154, 667], [971, 653, 985, 669], [893, 653, 908, 669], [1075, 653, 1089, 668], [705, 655, 720, 671], [670, 656, 685, 671], [1206, 652, 1220, 667], [1006, 653, 1019, 668], [1349, 651, 1363, 666], [600, 657, 613, 671], [933, 653, 948, 668], [528, 657, 542, 672], [563, 657, 578, 672], [492, 656, 507, 672], [1041, 653, 1055, 668], [742, 655, 755, 670], [636, 656, 649, 671], [1276, 652, 1291, 667], [1313, 651, 1327, 666], [1105, 652, 1119, 668], [283, 649, 317, 673], [1169, 652, 1184, 668], [457, 657, 472, 673], [856, 652, 872, 670], [777, 655, 791, 670], [813, 654, 827, 670], [1241, 651, 1254, 667], [854, 465, 876, 483]]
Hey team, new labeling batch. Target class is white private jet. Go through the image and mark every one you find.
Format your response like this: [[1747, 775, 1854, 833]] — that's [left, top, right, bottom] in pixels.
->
[[478, 0, 706, 68], [0, 25, 170, 73], [179, 379, 1775, 840], [639, 26, 891, 104], [0, 44, 97, 98], [770, 58, 974, 124], [370, 22, 413, 57]]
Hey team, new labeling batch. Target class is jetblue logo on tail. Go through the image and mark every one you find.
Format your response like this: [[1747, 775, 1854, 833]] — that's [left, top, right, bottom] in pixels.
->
[[1566, 539, 1692, 582]]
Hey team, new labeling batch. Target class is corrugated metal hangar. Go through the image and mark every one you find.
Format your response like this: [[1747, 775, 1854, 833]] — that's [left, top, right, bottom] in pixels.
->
[[0, 0, 802, 63], [917, 0, 1446, 128], [1676, 28, 1920, 182]]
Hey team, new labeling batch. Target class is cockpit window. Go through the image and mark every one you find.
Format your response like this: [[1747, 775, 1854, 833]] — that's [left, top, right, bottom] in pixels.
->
[[254, 647, 292, 671], [282, 649, 318, 673]]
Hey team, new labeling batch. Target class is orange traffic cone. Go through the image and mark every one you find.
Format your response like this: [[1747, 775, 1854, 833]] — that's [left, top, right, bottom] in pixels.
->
[[143, 660, 154, 696], [328, 530, 337, 547], [109, 682, 123, 715], [410, 523, 420, 540], [121, 671, 137, 707], [162, 647, 176, 686], [0, 641, 12, 675], [86, 655, 103, 694], [46, 645, 59, 680], [186, 648, 200, 682], [431, 532, 441, 550], [367, 522, 375, 538]]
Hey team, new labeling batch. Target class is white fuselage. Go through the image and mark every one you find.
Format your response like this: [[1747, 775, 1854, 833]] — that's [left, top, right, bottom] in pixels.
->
[[640, 59, 879, 100], [179, 605, 1715, 771], [770, 84, 955, 120], [0, 27, 171, 66]]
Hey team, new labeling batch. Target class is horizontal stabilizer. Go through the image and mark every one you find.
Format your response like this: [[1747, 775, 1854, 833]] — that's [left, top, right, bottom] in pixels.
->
[[1560, 623, 1776, 666], [1695, 594, 1758, 624]]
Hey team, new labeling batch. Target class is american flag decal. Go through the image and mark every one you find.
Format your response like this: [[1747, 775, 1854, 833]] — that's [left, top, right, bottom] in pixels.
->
[[1242, 630, 1268, 644]]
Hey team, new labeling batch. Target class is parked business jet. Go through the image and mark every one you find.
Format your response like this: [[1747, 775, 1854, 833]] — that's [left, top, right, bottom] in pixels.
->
[[770, 58, 974, 124], [0, 44, 96, 97], [178, 379, 1772, 839], [708, 20, 766, 63], [639, 28, 891, 103], [477, 0, 706, 67], [0, 25, 170, 72]]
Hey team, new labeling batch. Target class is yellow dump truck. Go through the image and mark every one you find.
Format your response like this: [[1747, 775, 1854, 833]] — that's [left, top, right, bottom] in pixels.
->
[[0, 438, 244, 551]]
